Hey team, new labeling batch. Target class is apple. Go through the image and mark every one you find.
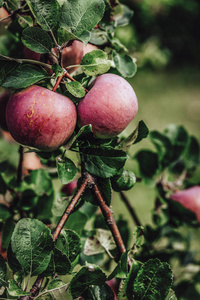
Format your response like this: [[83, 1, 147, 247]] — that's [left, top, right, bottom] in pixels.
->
[[61, 180, 78, 196], [77, 73, 138, 138], [24, 46, 41, 62], [0, 7, 10, 24], [6, 85, 77, 151], [170, 186, 200, 222], [0, 90, 11, 131], [22, 152, 43, 175]]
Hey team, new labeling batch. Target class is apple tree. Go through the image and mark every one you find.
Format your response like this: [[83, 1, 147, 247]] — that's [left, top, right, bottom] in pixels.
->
[[0, 0, 199, 299]]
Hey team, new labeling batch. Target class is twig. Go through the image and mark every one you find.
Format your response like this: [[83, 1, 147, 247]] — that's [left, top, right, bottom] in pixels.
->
[[52, 174, 90, 241], [120, 191, 142, 227], [17, 146, 24, 184]]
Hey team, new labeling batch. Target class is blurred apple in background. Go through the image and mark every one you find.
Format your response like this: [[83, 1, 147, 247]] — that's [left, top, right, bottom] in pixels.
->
[[170, 186, 200, 222]]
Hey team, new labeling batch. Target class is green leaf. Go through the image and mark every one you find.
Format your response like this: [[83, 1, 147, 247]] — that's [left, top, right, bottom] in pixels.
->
[[41, 249, 71, 276], [83, 228, 116, 256], [81, 50, 111, 76], [0, 204, 11, 221], [7, 244, 23, 274], [6, 0, 20, 11], [23, 169, 53, 196], [165, 289, 178, 300], [11, 218, 54, 276], [90, 29, 108, 46], [0, 59, 19, 86], [66, 81, 86, 98], [65, 124, 93, 150], [82, 284, 115, 300], [0, 254, 6, 288], [0, 175, 7, 194], [124, 259, 141, 299], [58, 229, 82, 263], [184, 135, 200, 170], [117, 120, 149, 151], [107, 252, 128, 280], [7, 279, 30, 297], [113, 50, 137, 78], [150, 130, 172, 167], [59, 0, 105, 40], [82, 146, 127, 178], [133, 258, 173, 300], [135, 150, 159, 178], [56, 155, 77, 184], [111, 170, 136, 192], [2, 64, 49, 89], [1, 217, 15, 250], [70, 265, 107, 298], [114, 4, 134, 27], [57, 28, 91, 45], [46, 278, 69, 299], [65, 210, 88, 235], [26, 0, 60, 31], [22, 27, 54, 54]]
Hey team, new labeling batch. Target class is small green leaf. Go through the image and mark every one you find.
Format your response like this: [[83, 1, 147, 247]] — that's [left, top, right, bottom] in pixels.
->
[[0, 254, 6, 288], [59, 229, 82, 263], [135, 150, 159, 178], [165, 289, 178, 300], [59, 0, 105, 40], [0, 204, 11, 221], [81, 50, 111, 76], [2, 64, 49, 89], [56, 156, 77, 184], [124, 259, 141, 299], [111, 170, 136, 192], [115, 4, 134, 27], [6, 0, 20, 11], [57, 28, 90, 45], [66, 81, 86, 98], [54, 248, 71, 275], [184, 136, 200, 170], [117, 120, 149, 151], [7, 279, 30, 297], [11, 218, 54, 276], [26, 0, 60, 31], [70, 265, 107, 298], [84, 229, 116, 256], [1, 217, 15, 250], [65, 210, 88, 235], [22, 27, 54, 54], [108, 252, 128, 280], [133, 258, 173, 300], [82, 146, 127, 178], [113, 50, 137, 78], [82, 284, 115, 300], [7, 244, 23, 274], [0, 175, 7, 194]]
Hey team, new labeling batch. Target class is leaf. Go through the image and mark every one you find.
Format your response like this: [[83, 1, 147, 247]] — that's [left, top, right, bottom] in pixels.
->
[[69, 265, 107, 298], [135, 150, 159, 178], [82, 284, 115, 300], [184, 135, 200, 170], [56, 156, 77, 184], [0, 255, 6, 288], [113, 50, 137, 78], [6, 0, 20, 11], [81, 50, 111, 76], [1, 217, 15, 250], [58, 229, 82, 263], [7, 244, 23, 274], [46, 278, 69, 300], [150, 131, 172, 167], [11, 218, 54, 276], [23, 169, 53, 196], [84, 229, 116, 256], [2, 64, 49, 89], [0, 204, 11, 221], [82, 146, 127, 178], [0, 59, 19, 86], [111, 170, 136, 192], [7, 279, 30, 297], [133, 258, 173, 300], [65, 124, 93, 150], [65, 81, 86, 98], [124, 260, 141, 299], [65, 210, 88, 235], [26, 0, 60, 31], [117, 120, 149, 151], [57, 28, 90, 45], [114, 4, 134, 27], [54, 248, 71, 275], [107, 252, 128, 280], [165, 289, 178, 300], [22, 27, 54, 54], [59, 0, 105, 40], [0, 175, 7, 194]]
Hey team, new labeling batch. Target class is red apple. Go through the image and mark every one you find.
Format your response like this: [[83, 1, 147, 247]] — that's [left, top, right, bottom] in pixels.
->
[[6, 85, 77, 151], [170, 186, 200, 222], [24, 46, 41, 62], [22, 152, 43, 175], [77, 73, 138, 138], [61, 180, 78, 196], [0, 7, 10, 24]]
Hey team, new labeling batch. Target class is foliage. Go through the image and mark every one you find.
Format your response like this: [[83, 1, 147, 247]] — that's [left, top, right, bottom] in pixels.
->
[[0, 1, 199, 300]]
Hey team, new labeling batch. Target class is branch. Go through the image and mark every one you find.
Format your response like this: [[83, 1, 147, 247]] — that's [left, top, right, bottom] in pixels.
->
[[52, 174, 90, 241], [120, 191, 142, 227]]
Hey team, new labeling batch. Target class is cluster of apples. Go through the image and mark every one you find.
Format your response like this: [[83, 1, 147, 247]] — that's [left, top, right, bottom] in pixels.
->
[[1, 41, 138, 151]]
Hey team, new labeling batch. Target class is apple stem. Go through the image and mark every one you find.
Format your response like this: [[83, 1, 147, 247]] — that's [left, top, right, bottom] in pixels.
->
[[120, 191, 142, 227], [52, 73, 66, 92]]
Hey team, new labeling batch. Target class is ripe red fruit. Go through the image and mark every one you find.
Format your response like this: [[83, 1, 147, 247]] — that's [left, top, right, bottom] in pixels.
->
[[6, 85, 77, 151], [0, 90, 11, 131], [61, 180, 78, 196], [77, 74, 138, 139], [170, 186, 200, 222]]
